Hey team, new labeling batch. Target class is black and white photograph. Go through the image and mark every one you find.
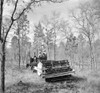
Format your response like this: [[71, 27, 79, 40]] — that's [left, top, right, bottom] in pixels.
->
[[0, 0, 100, 93]]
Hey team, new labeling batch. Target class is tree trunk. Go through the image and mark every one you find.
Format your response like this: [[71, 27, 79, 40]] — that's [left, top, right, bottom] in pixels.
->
[[81, 55, 84, 69], [78, 57, 81, 68], [47, 46, 50, 60], [0, 0, 4, 41], [18, 38, 21, 68], [46, 44, 49, 60], [17, 29, 21, 68], [0, 1, 5, 92], [54, 31, 56, 60], [1, 43, 6, 93], [54, 43, 56, 60], [89, 38, 94, 70]]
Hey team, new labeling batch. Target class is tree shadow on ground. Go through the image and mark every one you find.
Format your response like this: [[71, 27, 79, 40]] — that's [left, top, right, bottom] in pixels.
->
[[45, 75, 87, 83]]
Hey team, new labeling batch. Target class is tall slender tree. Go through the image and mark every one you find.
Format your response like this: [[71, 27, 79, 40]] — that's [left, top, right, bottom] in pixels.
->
[[15, 13, 29, 68], [34, 22, 44, 56]]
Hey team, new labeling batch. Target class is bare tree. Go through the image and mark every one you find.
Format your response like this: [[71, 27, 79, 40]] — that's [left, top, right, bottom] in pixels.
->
[[77, 34, 86, 69], [71, 2, 99, 70]]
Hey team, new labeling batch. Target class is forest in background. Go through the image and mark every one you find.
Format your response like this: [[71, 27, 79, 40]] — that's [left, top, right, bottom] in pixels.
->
[[1, 0, 100, 93], [3, 0, 100, 71]]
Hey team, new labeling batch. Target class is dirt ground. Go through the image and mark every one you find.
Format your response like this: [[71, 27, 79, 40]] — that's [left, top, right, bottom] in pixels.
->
[[0, 66, 100, 93]]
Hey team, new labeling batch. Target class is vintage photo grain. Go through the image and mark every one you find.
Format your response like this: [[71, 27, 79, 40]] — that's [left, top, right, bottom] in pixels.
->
[[0, 0, 100, 93]]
